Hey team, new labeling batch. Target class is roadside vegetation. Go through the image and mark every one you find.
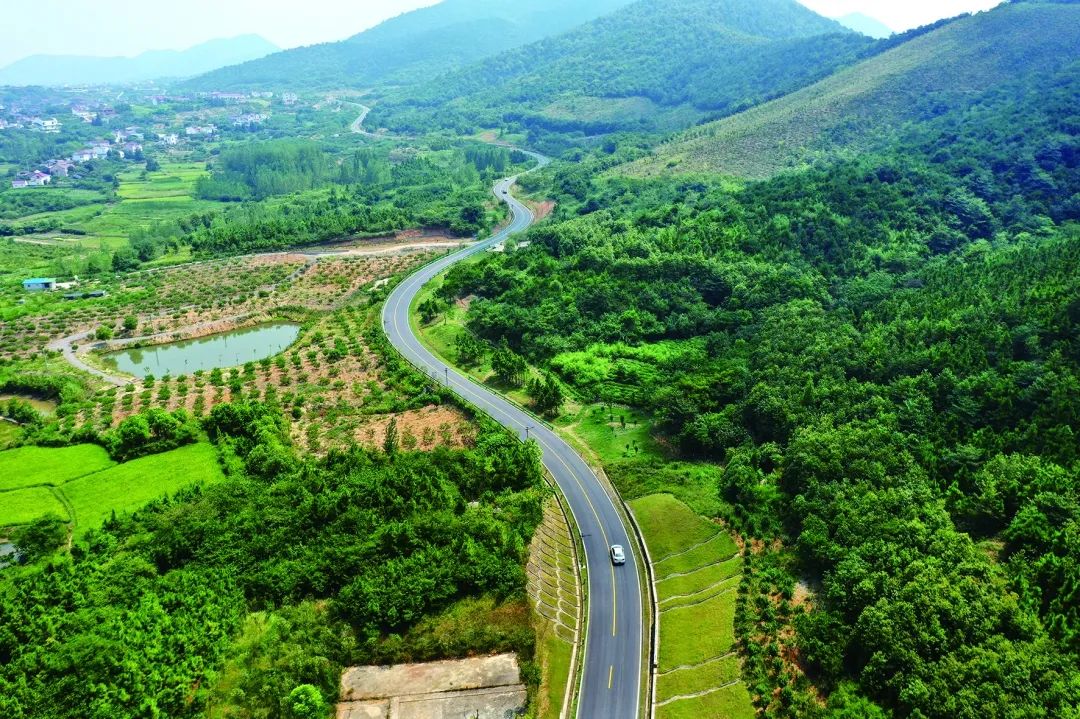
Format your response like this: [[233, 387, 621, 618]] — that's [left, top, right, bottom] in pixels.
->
[[0, 402, 547, 719], [421, 24, 1080, 714]]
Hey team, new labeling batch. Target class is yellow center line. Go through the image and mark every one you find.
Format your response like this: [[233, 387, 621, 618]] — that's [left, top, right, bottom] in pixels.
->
[[609, 665, 614, 690]]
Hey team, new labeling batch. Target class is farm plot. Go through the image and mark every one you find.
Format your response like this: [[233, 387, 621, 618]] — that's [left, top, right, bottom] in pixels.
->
[[64, 442, 223, 533], [629, 493, 754, 719], [85, 305, 473, 455], [0, 444, 114, 490], [0, 442, 223, 533]]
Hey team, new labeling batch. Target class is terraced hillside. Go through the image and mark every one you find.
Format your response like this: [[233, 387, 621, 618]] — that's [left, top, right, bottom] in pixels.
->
[[630, 494, 753, 719], [625, 1, 1080, 178]]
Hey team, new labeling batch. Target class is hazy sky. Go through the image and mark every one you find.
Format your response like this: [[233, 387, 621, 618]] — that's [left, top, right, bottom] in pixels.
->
[[798, 0, 1002, 32], [0, 0, 437, 67], [2, 0, 1004, 68]]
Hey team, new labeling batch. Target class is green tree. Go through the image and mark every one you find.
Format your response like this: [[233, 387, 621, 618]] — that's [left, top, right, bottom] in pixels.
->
[[383, 417, 399, 457], [287, 684, 327, 719], [11, 514, 67, 562]]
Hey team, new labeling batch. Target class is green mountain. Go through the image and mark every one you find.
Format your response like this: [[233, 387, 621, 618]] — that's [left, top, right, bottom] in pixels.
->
[[0, 35, 279, 87], [368, 0, 871, 137], [624, 1, 1080, 178], [184, 0, 635, 91]]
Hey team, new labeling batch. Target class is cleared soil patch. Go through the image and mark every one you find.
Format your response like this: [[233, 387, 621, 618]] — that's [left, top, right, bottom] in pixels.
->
[[338, 653, 527, 719]]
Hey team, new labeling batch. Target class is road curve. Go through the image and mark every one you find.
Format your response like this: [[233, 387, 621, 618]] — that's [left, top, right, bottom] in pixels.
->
[[382, 155, 645, 719]]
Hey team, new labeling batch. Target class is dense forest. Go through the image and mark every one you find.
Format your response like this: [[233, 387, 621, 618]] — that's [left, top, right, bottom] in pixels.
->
[[432, 56, 1080, 716], [0, 402, 546, 719]]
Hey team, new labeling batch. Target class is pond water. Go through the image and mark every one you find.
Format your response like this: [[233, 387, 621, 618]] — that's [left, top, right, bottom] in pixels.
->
[[101, 323, 301, 377], [0, 542, 15, 569], [0, 394, 57, 416]]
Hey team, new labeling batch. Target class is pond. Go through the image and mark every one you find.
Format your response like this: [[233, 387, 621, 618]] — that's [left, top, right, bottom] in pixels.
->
[[101, 322, 302, 377], [0, 394, 58, 416], [0, 542, 15, 570]]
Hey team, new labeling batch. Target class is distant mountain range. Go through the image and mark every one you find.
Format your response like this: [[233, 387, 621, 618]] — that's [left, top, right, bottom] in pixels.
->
[[0, 35, 279, 87], [624, 1, 1080, 178], [185, 0, 637, 91], [367, 0, 871, 137], [835, 12, 893, 38]]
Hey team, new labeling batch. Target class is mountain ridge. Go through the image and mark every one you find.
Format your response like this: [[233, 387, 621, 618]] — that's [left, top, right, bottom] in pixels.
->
[[835, 12, 893, 38], [0, 35, 279, 87], [184, 0, 636, 91], [621, 1, 1080, 178], [367, 0, 871, 139]]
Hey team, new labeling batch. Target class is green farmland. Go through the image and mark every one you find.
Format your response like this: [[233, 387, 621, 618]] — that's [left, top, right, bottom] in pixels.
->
[[0, 442, 224, 534]]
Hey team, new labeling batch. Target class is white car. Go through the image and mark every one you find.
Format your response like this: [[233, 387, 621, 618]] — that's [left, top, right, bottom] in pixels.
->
[[610, 545, 626, 565]]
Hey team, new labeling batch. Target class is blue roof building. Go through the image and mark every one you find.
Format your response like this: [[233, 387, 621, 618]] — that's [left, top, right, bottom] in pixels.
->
[[22, 278, 56, 291]]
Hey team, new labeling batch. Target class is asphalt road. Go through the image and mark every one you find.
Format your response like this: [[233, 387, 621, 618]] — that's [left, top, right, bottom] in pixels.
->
[[382, 154, 645, 719]]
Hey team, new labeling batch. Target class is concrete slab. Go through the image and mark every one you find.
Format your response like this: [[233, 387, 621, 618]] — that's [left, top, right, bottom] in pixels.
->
[[337, 700, 389, 719], [338, 654, 526, 719], [341, 654, 521, 701]]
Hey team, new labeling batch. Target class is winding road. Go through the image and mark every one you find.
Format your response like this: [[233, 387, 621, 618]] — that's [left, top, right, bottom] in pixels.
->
[[382, 155, 646, 718]]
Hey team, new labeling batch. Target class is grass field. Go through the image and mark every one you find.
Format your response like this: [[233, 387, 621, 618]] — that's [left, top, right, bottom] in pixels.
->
[[556, 403, 661, 465], [10, 161, 219, 247], [630, 494, 722, 560], [0, 442, 223, 532], [65, 442, 224, 532], [0, 423, 21, 449], [658, 682, 755, 719], [540, 631, 574, 719], [630, 493, 754, 719], [0, 444, 115, 490], [0, 487, 69, 525]]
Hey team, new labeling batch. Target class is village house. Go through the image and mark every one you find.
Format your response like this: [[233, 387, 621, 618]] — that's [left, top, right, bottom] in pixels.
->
[[71, 149, 94, 163], [12, 171, 52, 188], [46, 159, 73, 177], [22, 278, 56, 292], [282, 92, 299, 106], [158, 133, 179, 146], [31, 117, 61, 133], [71, 107, 97, 123], [210, 91, 248, 103], [233, 112, 270, 127], [185, 124, 217, 136]]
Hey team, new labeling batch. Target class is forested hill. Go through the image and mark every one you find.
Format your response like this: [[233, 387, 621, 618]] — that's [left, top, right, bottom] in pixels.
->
[[624, 0, 1080, 178], [367, 0, 871, 138], [184, 0, 633, 91]]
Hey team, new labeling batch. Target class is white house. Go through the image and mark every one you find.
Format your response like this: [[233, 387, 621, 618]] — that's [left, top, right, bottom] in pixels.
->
[[32, 118, 61, 133]]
